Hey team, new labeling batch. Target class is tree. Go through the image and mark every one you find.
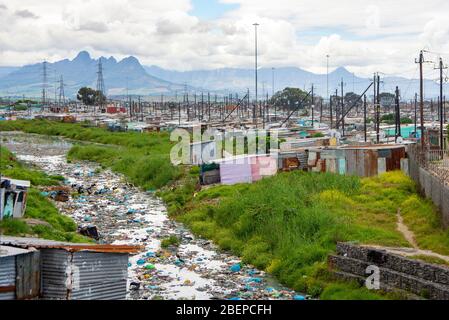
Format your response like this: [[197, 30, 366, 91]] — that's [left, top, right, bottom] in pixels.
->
[[379, 92, 395, 108], [270, 87, 311, 110], [77, 87, 106, 106], [344, 92, 362, 109], [77, 87, 96, 105]]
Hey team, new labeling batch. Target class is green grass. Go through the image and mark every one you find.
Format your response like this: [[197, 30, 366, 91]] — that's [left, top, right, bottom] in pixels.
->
[[162, 170, 448, 299], [161, 235, 181, 248], [0, 119, 181, 190], [409, 255, 449, 267], [0, 146, 90, 243]]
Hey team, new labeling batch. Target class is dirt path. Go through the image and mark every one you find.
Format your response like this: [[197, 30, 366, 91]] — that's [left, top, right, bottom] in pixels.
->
[[396, 209, 419, 249], [393, 209, 449, 264]]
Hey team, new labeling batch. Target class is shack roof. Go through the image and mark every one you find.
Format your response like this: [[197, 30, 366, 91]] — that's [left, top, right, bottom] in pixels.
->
[[1, 176, 31, 188], [336, 144, 406, 151], [0, 245, 32, 258], [0, 236, 141, 254]]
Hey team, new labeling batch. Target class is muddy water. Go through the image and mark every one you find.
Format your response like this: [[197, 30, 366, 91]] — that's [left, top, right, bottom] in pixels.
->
[[1, 132, 301, 300]]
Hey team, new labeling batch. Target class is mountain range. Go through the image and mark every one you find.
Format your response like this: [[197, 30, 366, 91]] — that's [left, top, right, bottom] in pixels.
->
[[0, 51, 444, 100], [0, 51, 186, 99]]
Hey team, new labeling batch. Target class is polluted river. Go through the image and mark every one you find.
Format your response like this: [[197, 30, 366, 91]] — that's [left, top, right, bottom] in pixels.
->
[[1, 132, 303, 301]]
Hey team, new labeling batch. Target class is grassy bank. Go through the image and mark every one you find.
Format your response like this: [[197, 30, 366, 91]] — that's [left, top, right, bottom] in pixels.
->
[[0, 119, 180, 190], [162, 170, 448, 299], [0, 146, 90, 242]]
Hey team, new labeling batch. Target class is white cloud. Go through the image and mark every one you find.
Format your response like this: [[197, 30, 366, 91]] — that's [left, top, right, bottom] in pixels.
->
[[0, 0, 447, 79]]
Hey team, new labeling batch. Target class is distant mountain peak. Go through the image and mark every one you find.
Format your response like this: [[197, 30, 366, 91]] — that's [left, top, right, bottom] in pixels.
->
[[73, 50, 91, 62], [332, 66, 352, 76], [119, 56, 141, 66]]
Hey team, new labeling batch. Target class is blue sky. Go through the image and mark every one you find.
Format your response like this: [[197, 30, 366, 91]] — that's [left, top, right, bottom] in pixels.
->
[[189, 0, 239, 20]]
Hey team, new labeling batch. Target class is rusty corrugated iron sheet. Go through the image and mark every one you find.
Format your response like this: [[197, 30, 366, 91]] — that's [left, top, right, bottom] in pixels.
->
[[40, 249, 129, 300], [0, 236, 141, 254]]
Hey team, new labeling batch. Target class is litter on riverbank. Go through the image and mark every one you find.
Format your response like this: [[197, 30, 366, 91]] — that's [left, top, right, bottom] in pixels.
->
[[1, 132, 303, 300]]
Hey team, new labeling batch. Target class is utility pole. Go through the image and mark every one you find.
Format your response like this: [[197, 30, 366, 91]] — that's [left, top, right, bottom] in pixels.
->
[[311, 84, 314, 128], [437, 57, 447, 150], [416, 51, 426, 149], [201, 92, 204, 121], [178, 101, 181, 125], [42, 61, 47, 107], [335, 89, 339, 129], [341, 79, 345, 136], [395, 86, 401, 142], [208, 92, 211, 121], [272, 67, 275, 97], [326, 55, 330, 106], [320, 97, 323, 123], [364, 95, 367, 142], [443, 96, 446, 123], [330, 93, 333, 129], [374, 73, 380, 144], [414, 93, 418, 136]]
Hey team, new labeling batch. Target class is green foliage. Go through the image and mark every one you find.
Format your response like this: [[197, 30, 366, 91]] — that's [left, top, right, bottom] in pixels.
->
[[77, 87, 105, 105], [161, 235, 181, 248], [320, 282, 385, 300], [270, 87, 311, 110], [0, 147, 62, 186], [381, 113, 413, 125], [172, 171, 447, 299], [409, 255, 449, 267], [0, 218, 31, 235], [0, 146, 90, 243], [344, 92, 362, 109], [311, 132, 325, 138]]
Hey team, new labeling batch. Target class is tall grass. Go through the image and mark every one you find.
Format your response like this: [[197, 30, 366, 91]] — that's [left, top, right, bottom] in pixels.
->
[[170, 170, 447, 299]]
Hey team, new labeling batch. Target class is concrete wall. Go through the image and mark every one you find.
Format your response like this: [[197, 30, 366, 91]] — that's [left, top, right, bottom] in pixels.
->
[[329, 243, 449, 300], [407, 157, 449, 228]]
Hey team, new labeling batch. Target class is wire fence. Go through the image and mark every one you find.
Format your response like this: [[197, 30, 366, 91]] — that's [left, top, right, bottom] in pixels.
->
[[408, 144, 449, 184]]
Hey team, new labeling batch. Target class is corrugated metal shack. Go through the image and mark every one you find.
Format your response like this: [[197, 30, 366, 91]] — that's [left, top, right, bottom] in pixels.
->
[[0, 246, 40, 300], [0, 177, 30, 221], [0, 237, 140, 300], [308, 145, 407, 177], [277, 137, 332, 172], [215, 154, 278, 185]]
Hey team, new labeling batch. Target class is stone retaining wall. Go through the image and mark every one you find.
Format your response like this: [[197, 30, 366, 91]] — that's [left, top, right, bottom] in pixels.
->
[[328, 243, 449, 300]]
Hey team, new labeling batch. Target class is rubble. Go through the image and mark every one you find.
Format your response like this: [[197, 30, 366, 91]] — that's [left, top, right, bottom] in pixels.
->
[[2, 132, 303, 300]]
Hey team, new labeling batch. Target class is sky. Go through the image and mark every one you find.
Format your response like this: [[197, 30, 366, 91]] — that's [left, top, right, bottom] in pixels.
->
[[1, 0, 449, 78]]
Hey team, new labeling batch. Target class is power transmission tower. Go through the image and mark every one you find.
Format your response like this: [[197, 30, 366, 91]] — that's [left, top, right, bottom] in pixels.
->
[[96, 59, 106, 110], [58, 75, 66, 108], [42, 61, 48, 106]]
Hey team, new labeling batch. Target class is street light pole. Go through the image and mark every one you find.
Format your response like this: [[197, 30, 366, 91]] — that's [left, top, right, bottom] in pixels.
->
[[253, 23, 259, 126], [326, 54, 330, 103]]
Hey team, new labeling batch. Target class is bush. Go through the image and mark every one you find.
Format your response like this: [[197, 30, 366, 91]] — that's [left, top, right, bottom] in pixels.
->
[[161, 235, 181, 248]]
